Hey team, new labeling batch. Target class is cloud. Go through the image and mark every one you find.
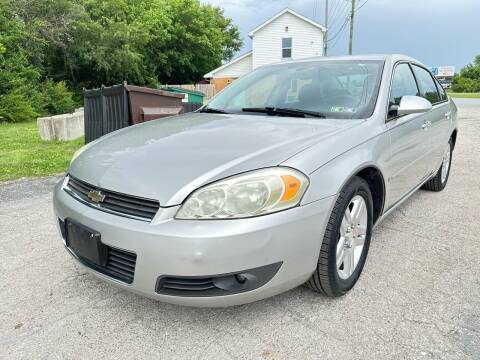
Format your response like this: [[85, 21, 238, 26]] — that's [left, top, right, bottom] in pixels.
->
[[203, 0, 480, 70]]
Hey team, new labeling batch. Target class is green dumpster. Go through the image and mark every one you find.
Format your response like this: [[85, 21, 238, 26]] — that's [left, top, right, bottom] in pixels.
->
[[162, 87, 205, 105]]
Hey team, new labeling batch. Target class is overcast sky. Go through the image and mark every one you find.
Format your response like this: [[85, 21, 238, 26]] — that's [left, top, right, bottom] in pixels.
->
[[203, 0, 480, 71]]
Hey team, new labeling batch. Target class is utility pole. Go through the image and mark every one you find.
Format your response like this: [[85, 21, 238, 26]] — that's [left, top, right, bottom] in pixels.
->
[[348, 0, 356, 55], [324, 0, 328, 56]]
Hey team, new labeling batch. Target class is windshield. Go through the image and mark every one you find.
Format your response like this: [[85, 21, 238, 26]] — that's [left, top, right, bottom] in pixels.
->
[[206, 60, 384, 119]]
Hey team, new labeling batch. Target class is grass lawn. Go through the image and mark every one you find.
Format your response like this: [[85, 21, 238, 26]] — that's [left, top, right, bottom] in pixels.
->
[[448, 92, 480, 99], [0, 121, 84, 182]]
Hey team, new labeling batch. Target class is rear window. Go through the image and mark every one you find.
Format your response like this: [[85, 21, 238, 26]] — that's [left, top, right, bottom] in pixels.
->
[[412, 65, 440, 104], [435, 79, 448, 101]]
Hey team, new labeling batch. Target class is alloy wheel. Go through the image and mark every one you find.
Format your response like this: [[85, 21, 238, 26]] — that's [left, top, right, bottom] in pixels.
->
[[441, 144, 451, 184], [336, 195, 368, 280]]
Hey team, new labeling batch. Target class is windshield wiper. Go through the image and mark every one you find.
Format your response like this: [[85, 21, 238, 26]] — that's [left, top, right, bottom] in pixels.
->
[[242, 107, 326, 118], [199, 107, 231, 114]]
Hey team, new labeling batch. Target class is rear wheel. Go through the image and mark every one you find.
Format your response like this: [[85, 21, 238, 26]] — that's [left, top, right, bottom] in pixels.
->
[[422, 140, 452, 192], [306, 177, 373, 297]]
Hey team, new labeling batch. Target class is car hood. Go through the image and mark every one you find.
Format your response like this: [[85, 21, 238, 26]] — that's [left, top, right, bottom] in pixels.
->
[[70, 112, 361, 206]]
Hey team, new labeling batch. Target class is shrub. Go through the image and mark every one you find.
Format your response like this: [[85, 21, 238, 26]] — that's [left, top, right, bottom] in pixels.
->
[[0, 80, 77, 123], [451, 76, 480, 93], [38, 80, 77, 115], [0, 91, 38, 123]]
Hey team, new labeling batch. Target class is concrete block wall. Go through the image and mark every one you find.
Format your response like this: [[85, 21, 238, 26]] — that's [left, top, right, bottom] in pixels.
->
[[37, 109, 84, 141]]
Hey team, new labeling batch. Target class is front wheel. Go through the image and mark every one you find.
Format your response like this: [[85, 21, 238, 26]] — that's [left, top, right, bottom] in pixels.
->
[[306, 176, 373, 297], [422, 140, 452, 192]]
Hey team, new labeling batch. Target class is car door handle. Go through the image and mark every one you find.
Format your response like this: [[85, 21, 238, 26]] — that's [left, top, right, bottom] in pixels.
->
[[421, 121, 431, 129], [445, 112, 451, 120]]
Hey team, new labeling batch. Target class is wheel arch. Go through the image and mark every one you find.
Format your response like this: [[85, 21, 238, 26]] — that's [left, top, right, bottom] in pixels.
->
[[354, 166, 386, 224], [303, 159, 387, 225], [299, 132, 390, 222]]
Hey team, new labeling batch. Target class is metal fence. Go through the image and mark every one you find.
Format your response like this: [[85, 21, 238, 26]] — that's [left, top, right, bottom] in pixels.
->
[[84, 84, 129, 143], [84, 84, 203, 143]]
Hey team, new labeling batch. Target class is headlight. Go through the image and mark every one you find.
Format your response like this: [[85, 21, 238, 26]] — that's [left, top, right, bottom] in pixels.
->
[[176, 167, 309, 219]]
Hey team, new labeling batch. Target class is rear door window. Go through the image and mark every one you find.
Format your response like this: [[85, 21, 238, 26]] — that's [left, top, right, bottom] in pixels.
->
[[435, 79, 448, 101], [412, 65, 440, 104]]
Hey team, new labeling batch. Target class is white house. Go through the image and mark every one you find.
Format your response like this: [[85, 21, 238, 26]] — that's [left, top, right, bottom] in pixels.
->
[[204, 8, 326, 92]]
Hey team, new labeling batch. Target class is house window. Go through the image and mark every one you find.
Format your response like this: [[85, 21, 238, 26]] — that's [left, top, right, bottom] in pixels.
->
[[282, 38, 292, 59]]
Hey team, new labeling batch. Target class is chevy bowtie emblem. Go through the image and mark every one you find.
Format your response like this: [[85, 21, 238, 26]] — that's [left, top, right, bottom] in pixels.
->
[[88, 190, 106, 203]]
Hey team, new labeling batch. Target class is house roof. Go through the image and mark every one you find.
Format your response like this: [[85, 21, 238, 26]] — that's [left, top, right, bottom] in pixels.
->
[[162, 86, 205, 97], [204, 51, 252, 78], [248, 8, 327, 38], [203, 9, 327, 79]]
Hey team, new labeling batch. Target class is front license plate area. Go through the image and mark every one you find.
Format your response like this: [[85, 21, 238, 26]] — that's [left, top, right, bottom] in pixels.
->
[[66, 219, 107, 266]]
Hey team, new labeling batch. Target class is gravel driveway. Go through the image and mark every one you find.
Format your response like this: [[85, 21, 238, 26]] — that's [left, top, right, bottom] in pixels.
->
[[1, 99, 479, 359]]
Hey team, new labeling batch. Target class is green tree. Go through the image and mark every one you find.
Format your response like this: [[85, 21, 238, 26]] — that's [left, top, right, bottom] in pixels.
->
[[0, 0, 78, 122], [152, 0, 243, 83], [451, 54, 480, 93], [451, 76, 480, 93], [0, 0, 242, 122], [18, 0, 242, 87], [37, 80, 77, 115], [0, 2, 42, 122]]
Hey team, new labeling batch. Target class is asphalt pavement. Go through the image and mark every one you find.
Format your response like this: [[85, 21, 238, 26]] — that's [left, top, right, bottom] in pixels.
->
[[1, 99, 479, 359]]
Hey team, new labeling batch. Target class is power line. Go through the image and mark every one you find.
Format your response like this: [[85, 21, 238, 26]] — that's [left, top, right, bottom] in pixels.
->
[[328, 0, 369, 54], [325, 0, 355, 54], [328, 0, 343, 21], [356, 0, 370, 11], [347, 0, 368, 55], [329, 0, 344, 24], [332, 0, 349, 18], [329, 0, 350, 30], [313, 0, 324, 22], [330, 18, 350, 49], [327, 15, 350, 43]]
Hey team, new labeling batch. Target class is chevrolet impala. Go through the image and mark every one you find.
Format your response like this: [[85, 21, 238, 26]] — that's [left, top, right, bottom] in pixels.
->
[[53, 54, 458, 307]]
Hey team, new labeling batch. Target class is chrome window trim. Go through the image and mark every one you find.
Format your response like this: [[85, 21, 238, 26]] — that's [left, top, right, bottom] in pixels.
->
[[385, 61, 420, 123], [385, 61, 449, 124], [410, 63, 446, 106]]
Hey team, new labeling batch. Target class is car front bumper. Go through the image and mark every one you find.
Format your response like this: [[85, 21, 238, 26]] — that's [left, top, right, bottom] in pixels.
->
[[53, 179, 335, 307]]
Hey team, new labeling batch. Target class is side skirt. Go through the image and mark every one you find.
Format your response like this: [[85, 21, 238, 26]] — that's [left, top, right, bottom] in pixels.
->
[[373, 172, 434, 229]]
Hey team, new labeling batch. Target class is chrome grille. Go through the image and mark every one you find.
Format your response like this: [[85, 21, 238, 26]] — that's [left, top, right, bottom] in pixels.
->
[[65, 176, 160, 221]]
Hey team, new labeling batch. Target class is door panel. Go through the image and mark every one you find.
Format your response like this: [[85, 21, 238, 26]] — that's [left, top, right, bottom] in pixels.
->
[[383, 62, 432, 209], [385, 114, 430, 209], [410, 64, 450, 174], [428, 102, 451, 172]]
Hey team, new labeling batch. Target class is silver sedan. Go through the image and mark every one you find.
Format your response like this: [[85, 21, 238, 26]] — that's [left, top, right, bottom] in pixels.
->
[[53, 54, 458, 307]]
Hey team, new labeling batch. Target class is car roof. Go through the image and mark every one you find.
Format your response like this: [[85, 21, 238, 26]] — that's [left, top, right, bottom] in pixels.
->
[[267, 54, 427, 68]]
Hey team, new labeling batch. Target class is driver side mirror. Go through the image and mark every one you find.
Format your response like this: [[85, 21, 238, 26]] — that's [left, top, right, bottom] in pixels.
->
[[389, 95, 432, 116]]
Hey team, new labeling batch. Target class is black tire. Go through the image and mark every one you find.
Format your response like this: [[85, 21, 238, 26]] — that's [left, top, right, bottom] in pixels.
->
[[306, 176, 373, 297], [422, 139, 453, 192]]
